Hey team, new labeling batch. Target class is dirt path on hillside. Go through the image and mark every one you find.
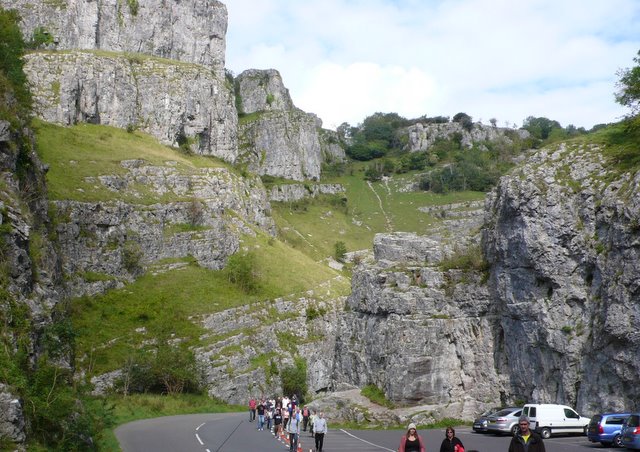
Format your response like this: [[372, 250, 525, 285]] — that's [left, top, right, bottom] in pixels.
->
[[367, 181, 393, 232]]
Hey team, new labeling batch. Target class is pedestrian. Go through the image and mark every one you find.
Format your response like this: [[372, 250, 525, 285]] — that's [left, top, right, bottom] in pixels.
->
[[313, 411, 328, 452], [440, 426, 464, 452], [309, 410, 316, 436], [257, 400, 265, 430], [265, 405, 273, 431], [287, 406, 302, 452], [302, 405, 310, 431], [398, 422, 426, 452], [508, 415, 546, 452], [249, 397, 256, 422], [283, 404, 290, 430], [274, 407, 283, 437]]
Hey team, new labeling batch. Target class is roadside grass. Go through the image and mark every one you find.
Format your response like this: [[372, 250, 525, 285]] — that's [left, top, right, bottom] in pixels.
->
[[72, 233, 349, 377], [88, 393, 244, 451], [32, 120, 232, 203]]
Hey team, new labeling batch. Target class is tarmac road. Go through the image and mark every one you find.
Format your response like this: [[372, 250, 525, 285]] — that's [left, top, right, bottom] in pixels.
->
[[115, 412, 617, 452]]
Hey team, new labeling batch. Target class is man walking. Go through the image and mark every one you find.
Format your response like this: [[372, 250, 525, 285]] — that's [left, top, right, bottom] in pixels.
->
[[287, 407, 302, 452], [313, 412, 328, 452], [508, 415, 546, 452]]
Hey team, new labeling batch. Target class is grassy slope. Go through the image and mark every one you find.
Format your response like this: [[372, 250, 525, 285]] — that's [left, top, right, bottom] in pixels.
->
[[272, 163, 486, 260]]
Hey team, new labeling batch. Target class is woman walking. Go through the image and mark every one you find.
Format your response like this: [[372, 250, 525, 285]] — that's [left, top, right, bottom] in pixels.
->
[[440, 426, 465, 452], [398, 423, 426, 452]]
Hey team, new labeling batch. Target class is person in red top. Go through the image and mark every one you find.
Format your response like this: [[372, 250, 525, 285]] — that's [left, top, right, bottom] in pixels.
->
[[398, 423, 426, 452], [249, 397, 256, 422]]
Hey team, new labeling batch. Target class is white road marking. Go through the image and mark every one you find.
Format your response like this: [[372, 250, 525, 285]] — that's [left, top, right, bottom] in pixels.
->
[[195, 433, 204, 445], [196, 422, 205, 431], [339, 429, 396, 451]]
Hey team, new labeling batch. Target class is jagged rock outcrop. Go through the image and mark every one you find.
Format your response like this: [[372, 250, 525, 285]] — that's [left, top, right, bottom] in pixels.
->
[[2, 0, 228, 76], [405, 122, 530, 152], [483, 142, 640, 413], [195, 284, 348, 404], [267, 183, 345, 202], [26, 51, 238, 162], [54, 160, 275, 298], [236, 69, 341, 181], [332, 232, 499, 419], [0, 384, 25, 444]]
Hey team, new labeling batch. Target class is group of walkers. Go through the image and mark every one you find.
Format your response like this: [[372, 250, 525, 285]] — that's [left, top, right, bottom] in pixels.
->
[[248, 395, 328, 452], [400, 414, 545, 452], [250, 396, 544, 452]]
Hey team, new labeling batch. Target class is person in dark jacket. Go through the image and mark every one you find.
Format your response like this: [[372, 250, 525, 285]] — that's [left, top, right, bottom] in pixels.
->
[[508, 415, 546, 452], [440, 426, 464, 452]]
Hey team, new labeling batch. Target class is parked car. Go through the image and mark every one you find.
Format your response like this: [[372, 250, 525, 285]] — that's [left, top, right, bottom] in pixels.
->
[[522, 403, 590, 438], [487, 407, 523, 436], [587, 412, 630, 447], [621, 413, 640, 450], [473, 407, 501, 433]]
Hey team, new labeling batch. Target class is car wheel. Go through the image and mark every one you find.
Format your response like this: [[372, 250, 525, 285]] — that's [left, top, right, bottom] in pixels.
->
[[612, 434, 622, 448], [540, 428, 551, 439], [511, 424, 518, 436]]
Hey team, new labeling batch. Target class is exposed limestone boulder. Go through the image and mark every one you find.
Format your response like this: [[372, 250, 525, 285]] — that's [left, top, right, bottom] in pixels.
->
[[0, 385, 25, 445], [236, 69, 341, 181], [26, 51, 238, 162], [405, 122, 530, 152], [267, 183, 345, 202], [2, 0, 228, 76], [483, 142, 640, 413]]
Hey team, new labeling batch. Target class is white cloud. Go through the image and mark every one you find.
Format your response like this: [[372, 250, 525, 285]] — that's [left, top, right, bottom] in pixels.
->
[[224, 0, 640, 129]]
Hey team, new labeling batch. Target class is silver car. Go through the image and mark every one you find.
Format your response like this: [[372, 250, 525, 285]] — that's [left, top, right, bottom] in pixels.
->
[[487, 407, 523, 436], [473, 407, 501, 433]]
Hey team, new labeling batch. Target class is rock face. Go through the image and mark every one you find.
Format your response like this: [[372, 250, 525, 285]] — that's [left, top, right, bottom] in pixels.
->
[[53, 160, 275, 298], [405, 122, 530, 152], [2, 0, 227, 76], [483, 142, 640, 413], [333, 141, 640, 418], [197, 292, 346, 405], [236, 69, 336, 181], [26, 51, 238, 162], [267, 183, 345, 203], [0, 385, 25, 444], [332, 232, 499, 420]]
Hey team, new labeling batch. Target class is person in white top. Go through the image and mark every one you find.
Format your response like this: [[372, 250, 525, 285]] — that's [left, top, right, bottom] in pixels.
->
[[313, 412, 328, 452]]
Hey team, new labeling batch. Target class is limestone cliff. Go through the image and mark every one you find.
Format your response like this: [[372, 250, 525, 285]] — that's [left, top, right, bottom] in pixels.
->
[[2, 0, 227, 76], [405, 121, 530, 152], [333, 142, 640, 418], [483, 142, 640, 413], [26, 51, 238, 162], [236, 69, 344, 181]]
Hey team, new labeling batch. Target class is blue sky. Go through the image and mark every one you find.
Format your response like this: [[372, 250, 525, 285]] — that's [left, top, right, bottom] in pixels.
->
[[224, 0, 640, 130]]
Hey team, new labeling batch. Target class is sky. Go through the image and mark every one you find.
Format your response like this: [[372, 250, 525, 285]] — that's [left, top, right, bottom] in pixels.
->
[[224, 0, 640, 131]]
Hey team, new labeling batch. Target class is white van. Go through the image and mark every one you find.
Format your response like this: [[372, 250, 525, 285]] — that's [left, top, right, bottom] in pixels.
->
[[522, 403, 590, 439]]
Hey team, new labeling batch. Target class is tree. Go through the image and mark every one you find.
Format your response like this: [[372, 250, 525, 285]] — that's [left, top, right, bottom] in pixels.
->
[[615, 50, 640, 115], [522, 116, 562, 140], [452, 112, 473, 131]]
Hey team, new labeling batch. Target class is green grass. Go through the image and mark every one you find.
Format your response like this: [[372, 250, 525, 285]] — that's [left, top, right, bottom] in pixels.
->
[[72, 234, 349, 377], [360, 384, 395, 409], [89, 394, 243, 451], [33, 120, 231, 203], [274, 161, 486, 260]]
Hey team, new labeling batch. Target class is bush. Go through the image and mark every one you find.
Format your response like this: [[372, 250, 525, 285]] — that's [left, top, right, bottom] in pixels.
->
[[224, 251, 259, 293], [122, 240, 143, 275], [361, 384, 395, 408]]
